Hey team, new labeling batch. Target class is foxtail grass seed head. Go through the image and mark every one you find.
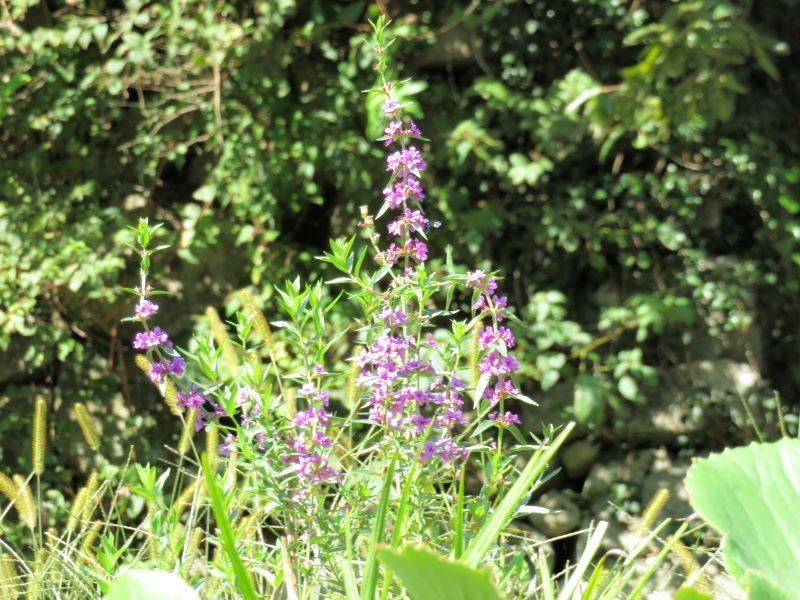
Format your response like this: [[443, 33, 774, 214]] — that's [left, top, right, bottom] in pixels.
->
[[240, 290, 276, 354], [0, 473, 17, 506], [669, 536, 710, 593], [638, 488, 670, 537], [178, 410, 199, 456], [468, 328, 481, 387], [284, 386, 296, 420], [81, 471, 100, 523], [206, 306, 240, 372], [31, 547, 48, 599], [173, 479, 203, 519], [0, 554, 18, 600], [345, 348, 361, 410], [12, 474, 36, 530], [162, 378, 182, 416], [32, 396, 47, 475], [73, 402, 100, 451], [81, 521, 103, 555], [205, 427, 219, 471], [187, 527, 204, 560], [67, 486, 89, 532], [224, 448, 238, 490]]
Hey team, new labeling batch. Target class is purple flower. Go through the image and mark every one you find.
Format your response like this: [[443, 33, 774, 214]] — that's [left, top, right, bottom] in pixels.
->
[[387, 146, 426, 175], [466, 270, 487, 289], [489, 411, 521, 427], [484, 379, 520, 406], [479, 351, 520, 376], [220, 433, 237, 456], [236, 386, 252, 406], [177, 386, 206, 410], [383, 119, 423, 146], [194, 411, 206, 431], [379, 308, 409, 327], [383, 176, 426, 209], [132, 327, 172, 350], [134, 298, 159, 320], [387, 209, 428, 237], [169, 357, 185, 376], [382, 97, 401, 116], [148, 357, 185, 383], [478, 326, 516, 350]]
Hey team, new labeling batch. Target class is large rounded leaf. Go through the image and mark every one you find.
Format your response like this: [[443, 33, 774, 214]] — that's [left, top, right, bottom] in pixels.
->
[[685, 439, 800, 597], [377, 545, 505, 600], [105, 569, 199, 600]]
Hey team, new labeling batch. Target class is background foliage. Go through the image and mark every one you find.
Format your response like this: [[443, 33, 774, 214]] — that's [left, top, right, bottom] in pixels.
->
[[1, 0, 798, 535]]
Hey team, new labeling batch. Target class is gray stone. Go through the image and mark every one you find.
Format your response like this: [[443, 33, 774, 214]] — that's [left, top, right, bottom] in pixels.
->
[[528, 491, 581, 537], [561, 439, 600, 479]]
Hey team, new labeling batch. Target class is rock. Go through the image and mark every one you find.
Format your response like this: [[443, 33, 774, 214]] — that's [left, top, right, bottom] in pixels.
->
[[610, 359, 765, 445], [528, 491, 580, 537], [561, 439, 600, 479]]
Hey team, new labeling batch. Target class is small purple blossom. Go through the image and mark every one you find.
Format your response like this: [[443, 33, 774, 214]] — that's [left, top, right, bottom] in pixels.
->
[[220, 433, 237, 457], [479, 351, 520, 376], [387, 146, 426, 175], [134, 298, 159, 320], [484, 379, 521, 406], [387, 208, 428, 237], [379, 308, 409, 327], [177, 386, 206, 410], [148, 357, 185, 383], [479, 326, 516, 350], [489, 411, 521, 427], [132, 327, 172, 350], [382, 97, 401, 116], [148, 361, 169, 383]]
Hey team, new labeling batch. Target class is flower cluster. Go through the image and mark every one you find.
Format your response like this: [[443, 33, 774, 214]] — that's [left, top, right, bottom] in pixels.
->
[[374, 92, 432, 268], [283, 382, 339, 499], [353, 86, 468, 465], [468, 271, 521, 424], [132, 326, 172, 350]]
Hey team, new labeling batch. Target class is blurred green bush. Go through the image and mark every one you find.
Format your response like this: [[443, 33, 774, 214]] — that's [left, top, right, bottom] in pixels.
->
[[1, 0, 798, 472]]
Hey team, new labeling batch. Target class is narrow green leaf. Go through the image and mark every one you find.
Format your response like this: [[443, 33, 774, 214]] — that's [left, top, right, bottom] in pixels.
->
[[201, 454, 258, 600], [361, 454, 397, 600]]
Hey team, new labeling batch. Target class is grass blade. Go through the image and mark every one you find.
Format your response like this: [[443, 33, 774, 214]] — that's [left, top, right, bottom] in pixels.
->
[[558, 520, 607, 600], [463, 422, 574, 567], [453, 462, 466, 560], [361, 453, 397, 600], [341, 514, 360, 600], [200, 454, 257, 600]]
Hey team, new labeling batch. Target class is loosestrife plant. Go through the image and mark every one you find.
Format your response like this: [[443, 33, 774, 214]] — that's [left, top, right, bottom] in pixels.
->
[[117, 18, 576, 598], [0, 17, 705, 600]]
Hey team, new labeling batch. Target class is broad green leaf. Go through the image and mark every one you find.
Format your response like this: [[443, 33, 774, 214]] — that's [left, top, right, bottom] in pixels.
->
[[574, 375, 603, 426], [377, 546, 505, 600], [744, 571, 793, 600], [105, 569, 198, 600], [673, 586, 713, 600], [685, 439, 800, 598], [617, 375, 638, 401]]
